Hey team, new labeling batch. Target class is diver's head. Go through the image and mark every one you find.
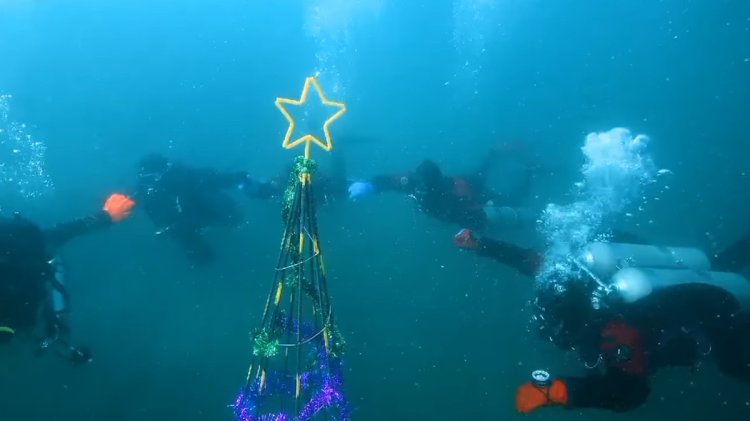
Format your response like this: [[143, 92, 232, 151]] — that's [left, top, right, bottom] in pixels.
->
[[137, 154, 171, 187], [414, 159, 443, 193], [138, 153, 170, 175], [533, 279, 599, 349]]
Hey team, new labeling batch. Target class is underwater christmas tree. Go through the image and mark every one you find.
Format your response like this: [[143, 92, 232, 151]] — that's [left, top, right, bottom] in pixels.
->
[[233, 76, 349, 421]]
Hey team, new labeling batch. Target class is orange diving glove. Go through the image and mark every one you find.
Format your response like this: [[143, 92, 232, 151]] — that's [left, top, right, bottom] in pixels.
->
[[515, 378, 568, 414], [103, 193, 135, 222]]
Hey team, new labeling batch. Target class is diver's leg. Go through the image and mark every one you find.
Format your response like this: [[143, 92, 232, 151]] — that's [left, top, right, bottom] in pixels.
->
[[711, 319, 750, 381], [475, 144, 534, 205], [502, 165, 534, 206], [713, 234, 750, 271], [482, 204, 537, 233], [171, 228, 215, 265], [471, 149, 501, 193], [202, 192, 245, 228]]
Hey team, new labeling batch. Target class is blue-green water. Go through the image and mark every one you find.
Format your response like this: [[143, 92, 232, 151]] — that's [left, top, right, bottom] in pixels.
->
[[1, 0, 749, 419]]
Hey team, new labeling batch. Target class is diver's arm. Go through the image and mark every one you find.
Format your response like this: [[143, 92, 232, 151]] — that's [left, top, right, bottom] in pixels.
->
[[43, 194, 133, 249], [476, 237, 542, 277], [562, 370, 649, 412], [194, 167, 281, 199], [43, 212, 113, 249], [242, 177, 282, 200], [370, 173, 416, 194]]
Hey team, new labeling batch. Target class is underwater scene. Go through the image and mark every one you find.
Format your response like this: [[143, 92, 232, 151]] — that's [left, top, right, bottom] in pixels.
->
[[1, 0, 749, 420]]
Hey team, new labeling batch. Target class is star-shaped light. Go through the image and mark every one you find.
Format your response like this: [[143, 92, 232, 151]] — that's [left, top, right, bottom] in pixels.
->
[[275, 76, 346, 159]]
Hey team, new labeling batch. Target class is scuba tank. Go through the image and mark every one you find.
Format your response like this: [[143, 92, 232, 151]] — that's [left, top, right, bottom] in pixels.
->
[[609, 267, 750, 312], [581, 242, 711, 281], [38, 257, 92, 364], [50, 257, 69, 313], [575, 241, 750, 313]]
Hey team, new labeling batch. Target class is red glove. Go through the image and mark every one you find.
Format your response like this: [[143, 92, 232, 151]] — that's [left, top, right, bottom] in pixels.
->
[[515, 378, 568, 414], [453, 228, 479, 250], [103, 193, 135, 222]]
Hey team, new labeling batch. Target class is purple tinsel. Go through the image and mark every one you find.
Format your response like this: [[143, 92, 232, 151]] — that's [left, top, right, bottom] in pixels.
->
[[273, 313, 316, 339], [297, 370, 347, 420], [233, 341, 348, 420]]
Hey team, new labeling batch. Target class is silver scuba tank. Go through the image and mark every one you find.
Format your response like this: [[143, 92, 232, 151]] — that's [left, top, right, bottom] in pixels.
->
[[609, 267, 750, 312], [581, 242, 711, 281], [50, 257, 67, 313]]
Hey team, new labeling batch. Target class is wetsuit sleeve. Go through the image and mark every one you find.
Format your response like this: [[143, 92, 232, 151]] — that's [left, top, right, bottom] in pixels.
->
[[476, 238, 542, 277], [563, 370, 650, 412], [43, 211, 112, 249], [243, 178, 283, 200], [370, 173, 416, 194]]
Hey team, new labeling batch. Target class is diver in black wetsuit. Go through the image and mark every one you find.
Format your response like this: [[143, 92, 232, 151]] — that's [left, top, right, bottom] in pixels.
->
[[347, 146, 535, 232], [136, 154, 349, 265], [0, 193, 134, 364], [135, 154, 262, 265], [454, 229, 750, 413]]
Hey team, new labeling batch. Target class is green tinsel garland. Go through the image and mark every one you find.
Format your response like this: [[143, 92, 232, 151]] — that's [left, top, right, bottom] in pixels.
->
[[327, 324, 346, 358], [252, 329, 280, 358], [280, 156, 317, 224]]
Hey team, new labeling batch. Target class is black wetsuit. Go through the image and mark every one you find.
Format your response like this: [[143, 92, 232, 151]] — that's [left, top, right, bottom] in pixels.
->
[[370, 156, 531, 231], [0, 212, 111, 338], [371, 172, 489, 230], [136, 162, 250, 264], [473, 236, 750, 412]]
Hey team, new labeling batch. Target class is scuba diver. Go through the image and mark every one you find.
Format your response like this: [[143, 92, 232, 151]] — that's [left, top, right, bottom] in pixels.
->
[[136, 153, 349, 265], [347, 146, 535, 232], [454, 229, 750, 413], [135, 153, 266, 264], [0, 193, 134, 364]]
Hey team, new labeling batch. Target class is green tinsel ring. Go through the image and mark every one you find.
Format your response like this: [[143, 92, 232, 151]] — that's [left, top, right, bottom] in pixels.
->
[[281, 156, 317, 224], [252, 329, 280, 358], [327, 324, 346, 358], [285, 272, 299, 288]]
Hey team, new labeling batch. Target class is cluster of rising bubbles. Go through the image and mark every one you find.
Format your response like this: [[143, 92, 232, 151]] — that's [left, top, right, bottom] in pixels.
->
[[304, 0, 384, 97], [0, 94, 53, 200], [536, 127, 662, 288], [450, 0, 496, 95]]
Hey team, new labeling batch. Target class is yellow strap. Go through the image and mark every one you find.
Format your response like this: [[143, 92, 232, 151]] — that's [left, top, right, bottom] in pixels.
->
[[274, 282, 284, 305], [259, 369, 267, 393]]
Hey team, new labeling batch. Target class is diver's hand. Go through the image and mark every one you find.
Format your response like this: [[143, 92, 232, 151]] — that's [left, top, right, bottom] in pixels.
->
[[238, 175, 257, 195], [103, 193, 135, 222], [516, 379, 568, 413], [453, 228, 479, 250], [347, 181, 374, 200]]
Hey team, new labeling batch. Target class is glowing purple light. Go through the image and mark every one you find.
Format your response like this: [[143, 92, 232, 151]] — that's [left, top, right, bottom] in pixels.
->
[[298, 372, 348, 420], [234, 344, 348, 420]]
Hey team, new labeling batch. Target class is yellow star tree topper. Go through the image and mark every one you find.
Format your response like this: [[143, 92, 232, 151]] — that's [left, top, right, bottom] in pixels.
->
[[275, 76, 346, 159]]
